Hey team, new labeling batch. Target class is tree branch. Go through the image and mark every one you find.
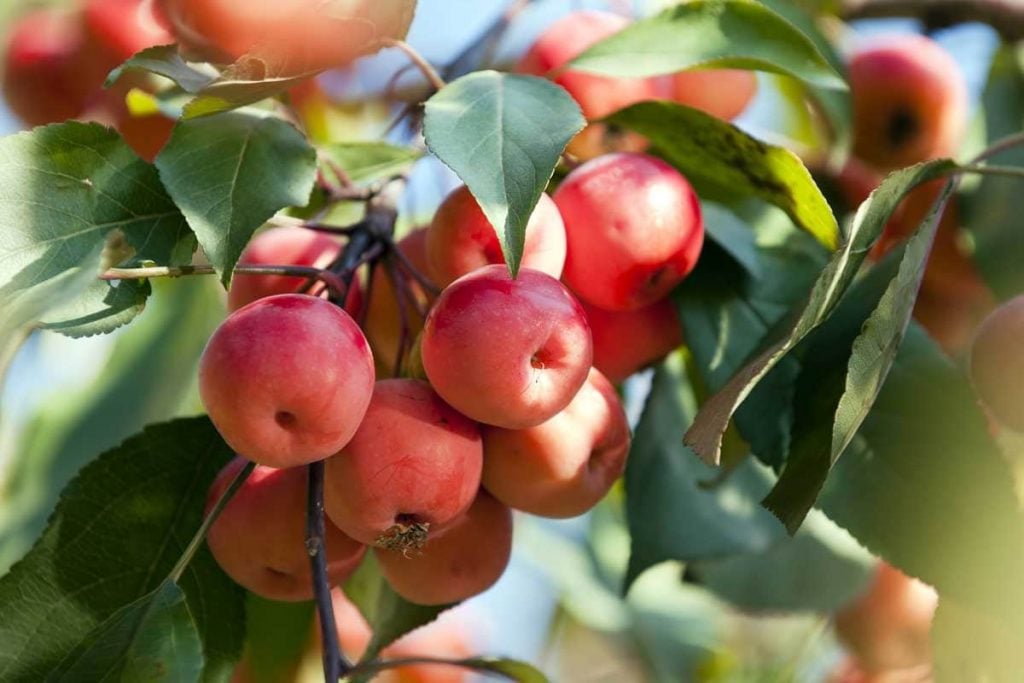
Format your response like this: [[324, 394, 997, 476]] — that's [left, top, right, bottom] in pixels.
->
[[841, 0, 1024, 40]]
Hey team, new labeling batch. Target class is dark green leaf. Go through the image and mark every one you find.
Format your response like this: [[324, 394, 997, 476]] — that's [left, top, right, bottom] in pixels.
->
[[343, 554, 453, 668], [0, 122, 194, 338], [701, 202, 762, 278], [687, 509, 873, 612], [765, 181, 955, 529], [820, 326, 1024, 630], [569, 0, 845, 90], [624, 352, 785, 590], [47, 581, 203, 683], [156, 111, 317, 285], [238, 596, 315, 683], [318, 142, 423, 184], [105, 44, 217, 93], [608, 101, 839, 250], [0, 417, 244, 683], [677, 207, 827, 468], [683, 159, 956, 466], [962, 46, 1024, 300], [423, 71, 585, 275], [0, 278, 225, 576]]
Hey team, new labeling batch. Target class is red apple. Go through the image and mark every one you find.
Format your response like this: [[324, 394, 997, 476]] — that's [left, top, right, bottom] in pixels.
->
[[425, 186, 566, 287], [324, 379, 483, 552], [583, 297, 683, 383], [970, 295, 1024, 431], [199, 294, 375, 467], [554, 153, 704, 311], [665, 69, 758, 121], [421, 265, 593, 429], [482, 368, 630, 518], [206, 457, 366, 601], [375, 490, 513, 606]]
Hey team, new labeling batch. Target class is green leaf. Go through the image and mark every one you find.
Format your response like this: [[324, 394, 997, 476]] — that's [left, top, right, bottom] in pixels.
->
[[624, 352, 785, 590], [238, 596, 315, 683], [962, 46, 1024, 300], [764, 181, 955, 530], [607, 101, 839, 251], [156, 111, 317, 285], [423, 71, 585, 275], [819, 326, 1024, 630], [701, 202, 762, 278], [105, 44, 217, 93], [687, 509, 873, 612], [318, 142, 423, 184], [47, 581, 203, 683], [677, 207, 827, 468], [932, 598, 1024, 681], [0, 417, 245, 683], [447, 658, 549, 683], [0, 122, 195, 338], [683, 159, 956, 466], [342, 554, 453, 668], [183, 56, 320, 119], [0, 278, 225, 576], [569, 0, 845, 91]]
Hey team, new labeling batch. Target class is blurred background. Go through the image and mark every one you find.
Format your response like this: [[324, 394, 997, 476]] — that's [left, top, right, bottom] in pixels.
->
[[0, 0, 1004, 680]]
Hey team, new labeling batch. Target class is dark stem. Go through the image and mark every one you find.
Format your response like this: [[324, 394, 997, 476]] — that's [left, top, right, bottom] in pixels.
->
[[841, 0, 1024, 40], [306, 460, 348, 681]]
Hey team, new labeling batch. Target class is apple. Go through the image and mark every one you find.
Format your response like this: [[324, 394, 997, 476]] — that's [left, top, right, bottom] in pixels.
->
[[554, 153, 704, 311], [199, 293, 375, 467], [583, 297, 684, 383], [421, 265, 592, 429], [970, 294, 1024, 431], [482, 368, 630, 517], [324, 379, 483, 551]]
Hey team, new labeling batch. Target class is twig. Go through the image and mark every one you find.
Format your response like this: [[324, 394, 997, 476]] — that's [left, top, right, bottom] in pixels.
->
[[382, 39, 447, 92], [841, 0, 1024, 40], [306, 460, 349, 681], [391, 244, 442, 297], [101, 264, 349, 301]]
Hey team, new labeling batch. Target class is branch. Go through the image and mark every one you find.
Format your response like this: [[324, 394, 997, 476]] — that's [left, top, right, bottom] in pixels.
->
[[100, 264, 349, 301], [841, 0, 1024, 40], [306, 460, 349, 680]]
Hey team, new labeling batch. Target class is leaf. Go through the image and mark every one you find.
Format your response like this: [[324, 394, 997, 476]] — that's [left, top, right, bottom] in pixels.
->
[[0, 278, 225, 576], [238, 596, 315, 683], [683, 159, 956, 466], [764, 182, 955, 530], [342, 554, 453, 667], [819, 326, 1024, 630], [932, 597, 1024, 682], [624, 351, 785, 590], [701, 202, 762, 279], [569, 0, 845, 90], [47, 581, 203, 683], [105, 44, 217, 93], [0, 417, 245, 683], [318, 142, 423, 184], [962, 46, 1024, 300], [687, 509, 874, 612], [183, 56, 321, 120], [423, 71, 585, 275], [450, 658, 549, 683], [676, 206, 827, 467], [156, 110, 317, 285], [607, 101, 839, 251], [0, 122, 195, 338]]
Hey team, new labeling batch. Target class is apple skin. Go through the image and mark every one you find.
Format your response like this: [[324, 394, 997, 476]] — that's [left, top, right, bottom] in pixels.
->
[[324, 379, 483, 549], [583, 297, 684, 383], [206, 457, 366, 602], [157, 0, 416, 70], [554, 153, 704, 311], [2, 10, 104, 126], [226, 226, 361, 314], [421, 265, 593, 429], [516, 10, 656, 160], [835, 562, 938, 675], [375, 490, 512, 606], [83, 0, 173, 63], [481, 368, 629, 518], [665, 68, 758, 121], [425, 186, 567, 287], [199, 293, 375, 467], [970, 295, 1024, 431], [850, 34, 967, 172]]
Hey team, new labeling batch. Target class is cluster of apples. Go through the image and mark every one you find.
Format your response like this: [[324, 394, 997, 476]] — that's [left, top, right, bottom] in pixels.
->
[[2, 0, 177, 160], [200, 143, 705, 608]]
